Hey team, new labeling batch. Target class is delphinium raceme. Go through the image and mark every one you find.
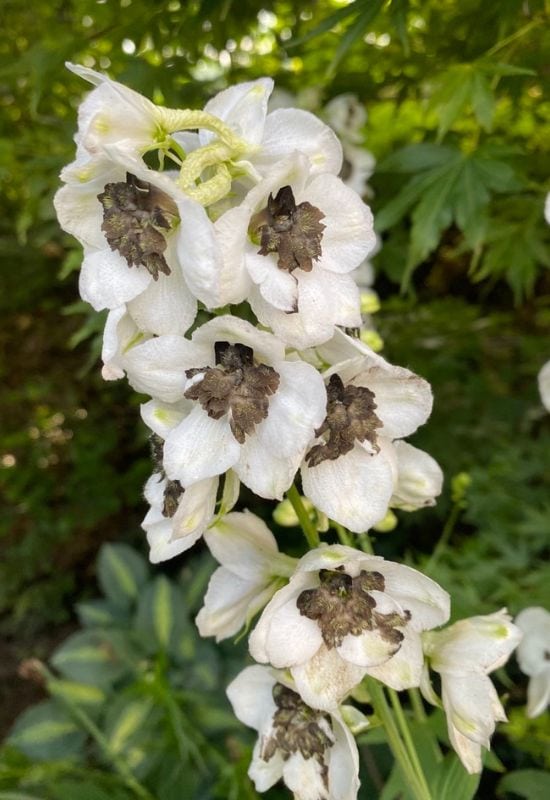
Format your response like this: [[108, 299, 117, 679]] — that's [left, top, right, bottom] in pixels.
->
[[56, 65, 523, 800]]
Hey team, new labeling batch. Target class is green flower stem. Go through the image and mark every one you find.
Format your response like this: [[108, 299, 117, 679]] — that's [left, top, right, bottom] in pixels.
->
[[333, 521, 354, 546], [43, 670, 155, 800], [408, 688, 443, 762], [364, 677, 431, 800], [388, 687, 432, 799], [425, 502, 461, 574], [286, 484, 320, 549], [358, 531, 374, 554]]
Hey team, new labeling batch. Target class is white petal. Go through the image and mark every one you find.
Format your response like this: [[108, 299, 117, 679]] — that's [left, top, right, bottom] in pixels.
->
[[526, 667, 550, 717], [246, 249, 298, 312], [258, 108, 343, 176], [163, 406, 241, 485], [79, 247, 151, 310], [447, 724, 483, 775], [212, 204, 254, 304], [297, 174, 376, 272], [67, 63, 161, 153], [391, 441, 443, 511], [291, 645, 366, 712], [205, 511, 279, 576], [516, 606, 550, 677], [101, 306, 144, 380], [123, 335, 200, 402], [196, 568, 261, 640], [54, 184, 106, 249], [140, 399, 188, 438], [249, 574, 322, 667], [234, 437, 299, 499], [337, 626, 401, 670], [249, 737, 284, 792], [538, 359, 550, 411], [201, 78, 273, 146], [373, 561, 450, 632], [127, 244, 197, 335], [328, 713, 361, 800], [175, 197, 225, 308], [427, 611, 521, 672], [283, 752, 330, 800], [364, 631, 425, 690], [171, 476, 218, 540], [256, 361, 327, 460], [358, 366, 433, 440], [442, 672, 504, 745], [226, 664, 277, 731], [301, 444, 396, 533], [192, 314, 285, 366]]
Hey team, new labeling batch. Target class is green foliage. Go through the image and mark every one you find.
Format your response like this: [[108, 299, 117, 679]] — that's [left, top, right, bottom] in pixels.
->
[[0, 543, 269, 800]]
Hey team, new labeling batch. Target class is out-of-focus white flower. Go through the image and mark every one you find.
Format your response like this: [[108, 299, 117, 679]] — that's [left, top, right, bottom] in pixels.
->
[[544, 192, 550, 225], [390, 441, 443, 512], [196, 511, 297, 641], [422, 610, 522, 774], [300, 330, 433, 532], [227, 665, 360, 800], [537, 360, 550, 412], [250, 544, 449, 711], [128, 315, 327, 500], [324, 95, 367, 145], [515, 606, 550, 718]]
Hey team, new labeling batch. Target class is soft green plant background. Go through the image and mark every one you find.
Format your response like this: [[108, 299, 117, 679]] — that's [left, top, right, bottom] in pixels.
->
[[1, 0, 549, 797]]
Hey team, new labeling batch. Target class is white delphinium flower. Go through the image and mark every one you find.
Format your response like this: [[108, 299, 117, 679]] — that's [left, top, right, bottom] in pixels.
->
[[537, 360, 550, 412], [544, 192, 550, 225], [196, 511, 297, 641], [55, 154, 198, 334], [227, 665, 360, 800], [515, 606, 550, 718], [421, 610, 522, 774], [390, 441, 444, 512], [324, 95, 367, 146], [125, 315, 327, 500], [174, 153, 374, 342], [249, 544, 449, 711], [300, 329, 433, 532]]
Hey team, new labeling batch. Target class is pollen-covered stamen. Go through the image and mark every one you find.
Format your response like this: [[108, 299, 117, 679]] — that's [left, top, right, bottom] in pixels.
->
[[184, 341, 280, 444], [249, 185, 326, 273], [297, 567, 410, 650], [261, 683, 333, 787], [306, 373, 382, 467], [98, 172, 178, 280]]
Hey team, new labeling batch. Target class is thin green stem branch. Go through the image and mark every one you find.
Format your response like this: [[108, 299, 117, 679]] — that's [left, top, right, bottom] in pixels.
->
[[408, 689, 443, 762], [388, 688, 432, 799], [424, 502, 461, 574], [364, 677, 431, 800], [286, 484, 320, 548]]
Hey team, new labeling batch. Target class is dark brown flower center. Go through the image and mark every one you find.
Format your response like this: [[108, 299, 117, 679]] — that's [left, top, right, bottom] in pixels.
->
[[148, 433, 185, 517], [297, 567, 410, 650], [306, 373, 382, 467], [184, 341, 280, 444], [98, 172, 178, 280], [249, 185, 325, 273], [261, 683, 333, 788]]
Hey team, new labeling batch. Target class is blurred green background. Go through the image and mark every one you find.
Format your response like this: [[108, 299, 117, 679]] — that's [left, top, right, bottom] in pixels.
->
[[1, 0, 549, 797]]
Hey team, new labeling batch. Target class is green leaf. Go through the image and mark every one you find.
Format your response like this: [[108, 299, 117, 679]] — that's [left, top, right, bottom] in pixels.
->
[[497, 769, 550, 799], [76, 599, 130, 628], [48, 678, 107, 708], [104, 696, 156, 756], [479, 61, 537, 77], [135, 577, 189, 653], [287, 3, 360, 48], [471, 71, 495, 130], [378, 143, 458, 174], [430, 65, 475, 140], [8, 701, 85, 761], [328, 0, 385, 76], [97, 544, 149, 610], [50, 630, 135, 686]]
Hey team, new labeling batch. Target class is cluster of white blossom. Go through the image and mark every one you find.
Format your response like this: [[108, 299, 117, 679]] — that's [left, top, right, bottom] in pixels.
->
[[56, 67, 529, 799]]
